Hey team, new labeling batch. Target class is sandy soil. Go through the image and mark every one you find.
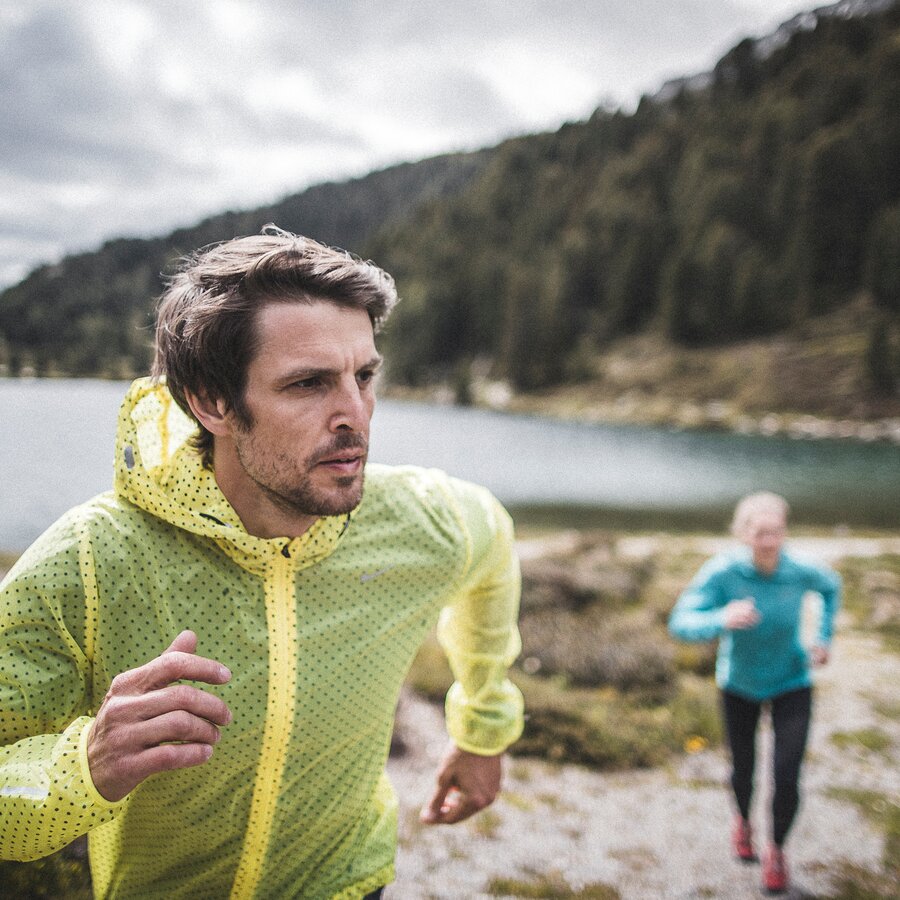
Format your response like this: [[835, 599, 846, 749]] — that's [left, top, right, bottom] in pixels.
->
[[384, 537, 900, 899]]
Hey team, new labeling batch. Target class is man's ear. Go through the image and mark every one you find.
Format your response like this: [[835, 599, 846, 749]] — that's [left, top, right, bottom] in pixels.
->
[[185, 389, 232, 437]]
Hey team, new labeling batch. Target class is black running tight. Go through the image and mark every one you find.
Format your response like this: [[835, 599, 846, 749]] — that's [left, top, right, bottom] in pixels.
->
[[721, 686, 812, 846]]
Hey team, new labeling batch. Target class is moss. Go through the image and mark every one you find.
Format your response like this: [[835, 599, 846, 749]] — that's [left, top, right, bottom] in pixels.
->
[[470, 808, 503, 839], [830, 727, 893, 756], [485, 871, 620, 899], [826, 788, 899, 884], [0, 850, 92, 899]]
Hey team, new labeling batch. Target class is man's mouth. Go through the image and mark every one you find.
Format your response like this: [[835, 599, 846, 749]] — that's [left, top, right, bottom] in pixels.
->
[[316, 450, 365, 473]]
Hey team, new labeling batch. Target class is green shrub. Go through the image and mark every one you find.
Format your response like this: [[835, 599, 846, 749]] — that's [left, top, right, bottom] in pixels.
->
[[835, 555, 900, 649], [0, 844, 92, 899], [518, 605, 676, 693], [404, 630, 720, 771]]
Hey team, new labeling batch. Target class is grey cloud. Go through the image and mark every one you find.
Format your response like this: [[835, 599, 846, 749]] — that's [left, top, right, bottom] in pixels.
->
[[375, 66, 520, 135], [0, 0, 815, 287], [1, 6, 176, 181]]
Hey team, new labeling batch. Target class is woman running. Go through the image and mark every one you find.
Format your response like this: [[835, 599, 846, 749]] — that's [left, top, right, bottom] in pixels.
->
[[668, 492, 841, 894]]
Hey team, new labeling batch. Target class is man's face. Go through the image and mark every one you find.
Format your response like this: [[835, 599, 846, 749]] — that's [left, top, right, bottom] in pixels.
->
[[227, 300, 380, 521]]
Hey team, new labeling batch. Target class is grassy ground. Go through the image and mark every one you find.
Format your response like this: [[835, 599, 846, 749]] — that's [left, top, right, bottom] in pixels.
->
[[2, 533, 898, 896]]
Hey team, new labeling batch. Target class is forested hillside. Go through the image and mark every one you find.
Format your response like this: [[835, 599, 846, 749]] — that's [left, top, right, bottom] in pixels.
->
[[1, 1, 898, 422], [371, 1, 900, 395], [0, 151, 493, 377]]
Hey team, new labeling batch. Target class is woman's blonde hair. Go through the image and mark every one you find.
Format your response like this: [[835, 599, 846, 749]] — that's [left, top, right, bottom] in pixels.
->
[[730, 491, 789, 537]]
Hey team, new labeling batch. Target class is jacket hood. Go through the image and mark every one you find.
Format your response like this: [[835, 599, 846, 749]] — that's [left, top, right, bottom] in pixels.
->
[[113, 378, 353, 573]]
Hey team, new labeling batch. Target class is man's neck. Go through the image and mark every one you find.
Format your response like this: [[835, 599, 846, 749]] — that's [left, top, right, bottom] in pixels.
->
[[210, 442, 318, 539]]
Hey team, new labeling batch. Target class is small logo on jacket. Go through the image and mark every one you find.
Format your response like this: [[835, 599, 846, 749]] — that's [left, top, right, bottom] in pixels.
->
[[360, 566, 396, 583]]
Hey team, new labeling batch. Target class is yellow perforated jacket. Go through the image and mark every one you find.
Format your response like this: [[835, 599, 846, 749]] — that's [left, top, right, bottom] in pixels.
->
[[0, 379, 524, 898]]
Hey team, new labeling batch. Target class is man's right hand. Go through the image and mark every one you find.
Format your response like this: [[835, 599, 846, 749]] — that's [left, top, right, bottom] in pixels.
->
[[87, 630, 232, 802]]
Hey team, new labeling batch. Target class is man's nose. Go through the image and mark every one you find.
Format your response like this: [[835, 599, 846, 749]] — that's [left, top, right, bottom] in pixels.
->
[[330, 380, 371, 432]]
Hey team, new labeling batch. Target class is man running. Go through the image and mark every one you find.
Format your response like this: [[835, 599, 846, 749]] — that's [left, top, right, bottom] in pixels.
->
[[0, 227, 524, 898]]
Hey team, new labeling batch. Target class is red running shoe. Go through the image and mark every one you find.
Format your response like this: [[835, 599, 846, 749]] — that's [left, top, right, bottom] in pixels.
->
[[762, 844, 789, 893], [731, 816, 756, 862]]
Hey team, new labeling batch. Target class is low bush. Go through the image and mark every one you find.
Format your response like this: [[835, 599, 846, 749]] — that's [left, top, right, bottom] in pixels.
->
[[0, 841, 91, 899], [510, 670, 721, 769], [404, 530, 725, 770], [404, 632, 721, 770], [518, 605, 675, 693], [836, 556, 900, 650], [519, 539, 648, 614], [672, 640, 718, 677]]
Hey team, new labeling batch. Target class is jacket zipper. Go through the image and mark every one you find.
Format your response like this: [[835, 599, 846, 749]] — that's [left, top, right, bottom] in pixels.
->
[[230, 553, 297, 899]]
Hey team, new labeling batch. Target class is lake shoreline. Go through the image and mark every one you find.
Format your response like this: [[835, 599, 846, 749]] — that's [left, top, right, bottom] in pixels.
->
[[5, 530, 900, 581], [385, 382, 900, 446], [3, 374, 899, 445], [3, 378, 899, 552]]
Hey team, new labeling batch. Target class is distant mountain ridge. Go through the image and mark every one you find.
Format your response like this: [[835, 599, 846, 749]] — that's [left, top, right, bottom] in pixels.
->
[[655, 0, 894, 101], [0, 150, 494, 376]]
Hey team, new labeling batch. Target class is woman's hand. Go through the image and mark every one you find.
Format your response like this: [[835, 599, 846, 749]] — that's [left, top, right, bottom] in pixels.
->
[[723, 598, 760, 630], [810, 645, 830, 666]]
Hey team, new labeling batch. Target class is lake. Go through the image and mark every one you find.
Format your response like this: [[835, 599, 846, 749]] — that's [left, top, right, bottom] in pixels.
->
[[1, 378, 898, 551]]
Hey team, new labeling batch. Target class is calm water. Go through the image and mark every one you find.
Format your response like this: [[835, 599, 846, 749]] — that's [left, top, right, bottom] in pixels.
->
[[1, 378, 898, 551]]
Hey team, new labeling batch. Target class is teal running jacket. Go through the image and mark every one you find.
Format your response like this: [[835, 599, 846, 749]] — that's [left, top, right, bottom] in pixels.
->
[[668, 549, 841, 701]]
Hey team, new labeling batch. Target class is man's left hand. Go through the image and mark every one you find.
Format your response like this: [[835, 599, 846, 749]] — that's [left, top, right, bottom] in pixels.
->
[[420, 744, 502, 825]]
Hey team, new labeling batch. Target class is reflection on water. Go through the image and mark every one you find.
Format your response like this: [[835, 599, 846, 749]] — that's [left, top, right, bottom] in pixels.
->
[[1, 379, 898, 550]]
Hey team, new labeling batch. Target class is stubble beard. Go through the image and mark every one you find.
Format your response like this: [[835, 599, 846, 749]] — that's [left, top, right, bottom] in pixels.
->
[[234, 431, 367, 520]]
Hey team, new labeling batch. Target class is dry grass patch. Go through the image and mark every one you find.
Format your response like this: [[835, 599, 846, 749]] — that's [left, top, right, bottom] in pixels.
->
[[823, 788, 899, 897], [830, 727, 893, 756], [485, 870, 620, 899]]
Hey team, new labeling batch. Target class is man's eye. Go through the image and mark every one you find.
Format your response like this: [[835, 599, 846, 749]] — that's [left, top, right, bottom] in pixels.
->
[[294, 377, 321, 389], [358, 370, 375, 384]]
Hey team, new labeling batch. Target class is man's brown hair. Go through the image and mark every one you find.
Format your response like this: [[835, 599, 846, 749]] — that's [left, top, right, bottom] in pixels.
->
[[152, 225, 398, 466]]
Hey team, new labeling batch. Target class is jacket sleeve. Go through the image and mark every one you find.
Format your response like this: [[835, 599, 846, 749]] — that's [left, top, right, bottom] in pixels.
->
[[807, 563, 842, 646], [0, 512, 127, 861], [435, 478, 524, 756], [668, 556, 730, 642]]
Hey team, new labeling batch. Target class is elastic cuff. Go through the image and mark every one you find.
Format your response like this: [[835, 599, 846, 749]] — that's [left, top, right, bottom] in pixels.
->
[[75, 717, 127, 810], [449, 736, 509, 757]]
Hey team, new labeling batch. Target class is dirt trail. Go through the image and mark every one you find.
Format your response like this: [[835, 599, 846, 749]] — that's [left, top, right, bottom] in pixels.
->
[[385, 537, 899, 899]]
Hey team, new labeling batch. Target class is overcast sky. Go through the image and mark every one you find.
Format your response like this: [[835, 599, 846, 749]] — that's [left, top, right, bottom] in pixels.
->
[[1, 0, 821, 288]]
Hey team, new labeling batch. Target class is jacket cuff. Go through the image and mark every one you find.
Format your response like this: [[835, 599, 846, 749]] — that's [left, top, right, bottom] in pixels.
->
[[74, 716, 130, 811], [444, 681, 524, 756]]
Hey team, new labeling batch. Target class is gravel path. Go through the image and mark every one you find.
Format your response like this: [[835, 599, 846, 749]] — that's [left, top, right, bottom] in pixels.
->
[[384, 538, 899, 899]]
